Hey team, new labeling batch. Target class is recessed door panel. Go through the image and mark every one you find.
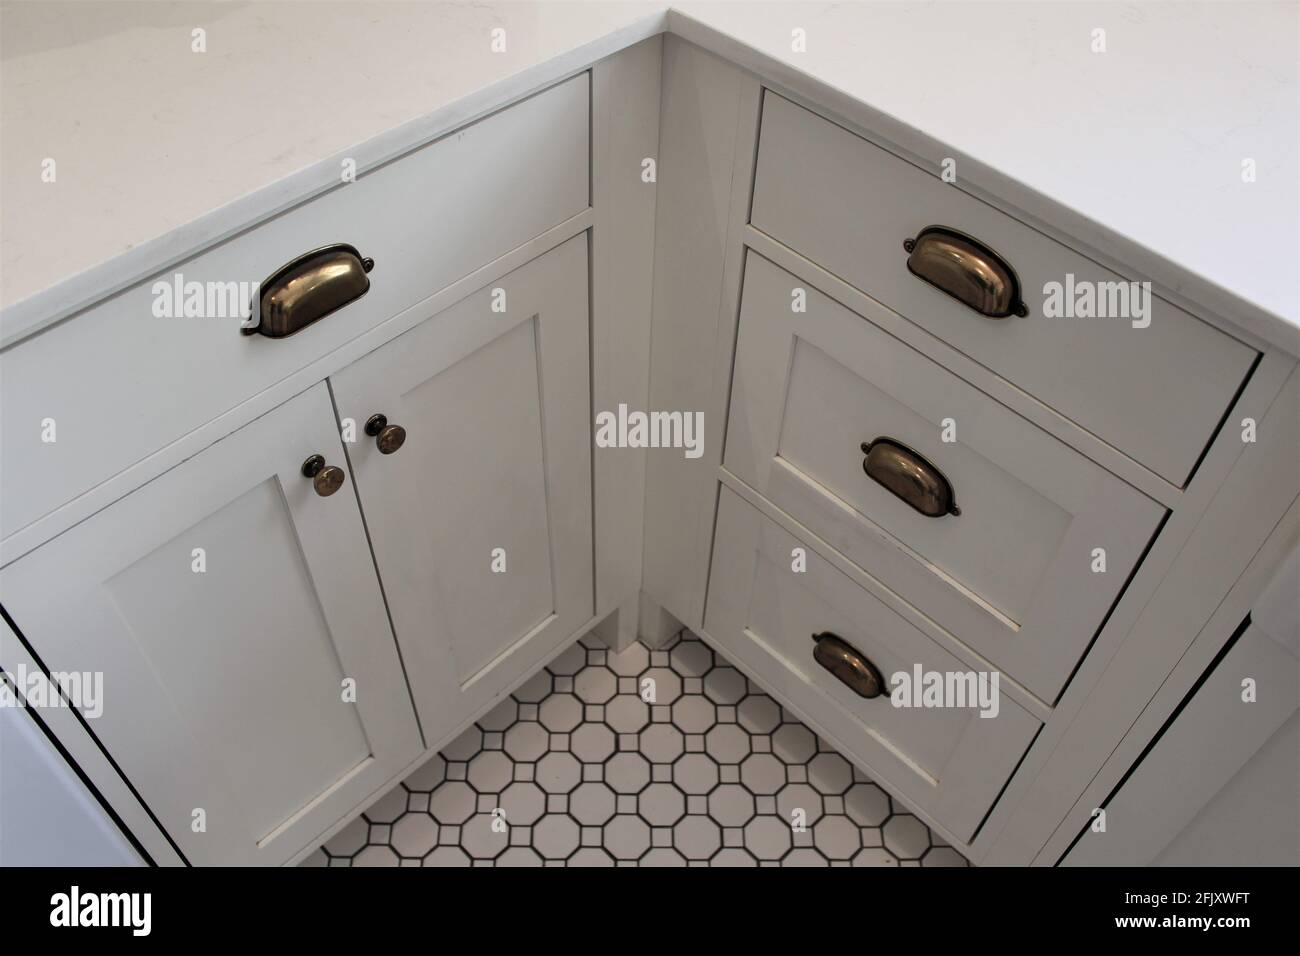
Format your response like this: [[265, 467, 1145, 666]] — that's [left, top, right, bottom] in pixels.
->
[[398, 317, 555, 682], [332, 234, 593, 746], [103, 477, 372, 841]]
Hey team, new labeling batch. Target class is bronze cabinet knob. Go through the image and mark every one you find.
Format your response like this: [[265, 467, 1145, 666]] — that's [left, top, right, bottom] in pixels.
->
[[365, 414, 406, 455], [301, 454, 346, 497]]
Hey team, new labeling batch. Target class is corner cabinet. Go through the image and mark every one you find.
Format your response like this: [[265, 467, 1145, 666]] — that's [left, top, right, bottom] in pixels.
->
[[330, 234, 594, 748], [0, 383, 422, 866]]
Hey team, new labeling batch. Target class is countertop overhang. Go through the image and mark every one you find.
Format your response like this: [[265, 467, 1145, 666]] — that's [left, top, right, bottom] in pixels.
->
[[2, 0, 1296, 349]]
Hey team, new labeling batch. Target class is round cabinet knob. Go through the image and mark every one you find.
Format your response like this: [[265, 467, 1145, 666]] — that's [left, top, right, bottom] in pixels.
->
[[365, 413, 406, 455], [301, 454, 346, 497]]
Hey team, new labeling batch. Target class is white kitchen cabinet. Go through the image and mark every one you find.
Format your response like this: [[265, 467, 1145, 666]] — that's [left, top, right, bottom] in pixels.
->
[[749, 92, 1257, 488], [330, 234, 594, 746], [724, 252, 1165, 703], [640, 39, 1295, 863], [706, 487, 1041, 841], [0, 383, 422, 866], [1, 20, 1294, 870], [0, 75, 590, 542]]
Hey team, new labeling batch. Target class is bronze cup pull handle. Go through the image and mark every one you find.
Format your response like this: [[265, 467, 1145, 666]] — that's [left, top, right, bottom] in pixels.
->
[[245, 244, 375, 338], [861, 437, 960, 517], [903, 226, 1028, 319], [811, 632, 885, 699]]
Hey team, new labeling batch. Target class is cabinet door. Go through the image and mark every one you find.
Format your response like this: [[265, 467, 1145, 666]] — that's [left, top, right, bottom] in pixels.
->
[[0, 383, 421, 866], [331, 234, 593, 744]]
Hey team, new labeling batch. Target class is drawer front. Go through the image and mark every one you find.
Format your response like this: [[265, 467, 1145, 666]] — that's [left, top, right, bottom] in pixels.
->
[[725, 253, 1165, 702], [750, 92, 1256, 487], [0, 76, 589, 540], [705, 487, 1040, 842]]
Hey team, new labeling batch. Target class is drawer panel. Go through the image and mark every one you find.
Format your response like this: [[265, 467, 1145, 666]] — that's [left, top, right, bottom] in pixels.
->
[[1, 76, 589, 540], [705, 487, 1040, 842], [750, 92, 1256, 487], [725, 253, 1165, 702]]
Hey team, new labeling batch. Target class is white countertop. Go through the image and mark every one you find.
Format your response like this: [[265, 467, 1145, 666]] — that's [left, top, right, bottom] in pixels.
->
[[3, 0, 1297, 346]]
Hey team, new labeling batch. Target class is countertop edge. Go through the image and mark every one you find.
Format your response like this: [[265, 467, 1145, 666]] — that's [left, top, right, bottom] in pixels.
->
[[4, 6, 1297, 357]]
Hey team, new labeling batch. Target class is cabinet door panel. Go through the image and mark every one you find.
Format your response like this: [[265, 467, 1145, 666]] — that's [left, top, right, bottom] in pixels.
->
[[332, 235, 593, 743], [0, 383, 421, 865]]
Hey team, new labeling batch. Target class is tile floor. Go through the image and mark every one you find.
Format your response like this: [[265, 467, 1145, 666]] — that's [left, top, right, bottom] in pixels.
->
[[305, 630, 968, 867]]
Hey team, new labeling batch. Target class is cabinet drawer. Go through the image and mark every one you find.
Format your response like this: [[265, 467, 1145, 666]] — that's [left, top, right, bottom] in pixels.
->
[[705, 487, 1040, 842], [1, 75, 589, 540], [725, 253, 1164, 702], [750, 92, 1256, 487]]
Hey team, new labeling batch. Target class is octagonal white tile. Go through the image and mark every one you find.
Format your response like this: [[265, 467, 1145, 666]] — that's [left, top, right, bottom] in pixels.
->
[[675, 815, 721, 860], [883, 814, 932, 860], [707, 784, 756, 827], [574, 665, 618, 704], [467, 750, 514, 792], [672, 752, 720, 795], [639, 723, 685, 763], [569, 782, 617, 826], [605, 752, 652, 794], [389, 813, 440, 857], [538, 693, 583, 733], [637, 667, 682, 705], [808, 752, 854, 795], [603, 814, 651, 860], [535, 751, 582, 793], [704, 723, 750, 763], [570, 722, 617, 762], [671, 695, 716, 734], [638, 783, 687, 827], [498, 782, 546, 827], [503, 720, 549, 762], [844, 782, 891, 827], [429, 781, 477, 825], [532, 813, 580, 860]]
